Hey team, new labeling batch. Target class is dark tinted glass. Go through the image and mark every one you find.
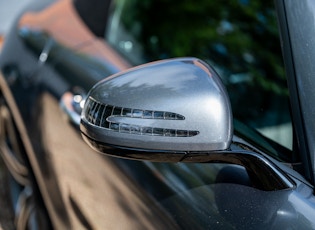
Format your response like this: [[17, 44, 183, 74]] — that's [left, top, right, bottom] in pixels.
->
[[106, 0, 293, 156]]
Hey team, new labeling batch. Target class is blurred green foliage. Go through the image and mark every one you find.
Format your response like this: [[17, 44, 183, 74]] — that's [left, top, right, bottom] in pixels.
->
[[122, 0, 285, 91], [117, 0, 289, 129]]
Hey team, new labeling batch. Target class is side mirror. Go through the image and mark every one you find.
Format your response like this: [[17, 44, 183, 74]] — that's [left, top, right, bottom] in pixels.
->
[[80, 57, 295, 191], [80, 57, 233, 161]]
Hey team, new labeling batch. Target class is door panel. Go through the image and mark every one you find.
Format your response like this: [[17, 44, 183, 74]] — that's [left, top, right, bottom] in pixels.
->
[[36, 92, 178, 229], [2, 0, 315, 229]]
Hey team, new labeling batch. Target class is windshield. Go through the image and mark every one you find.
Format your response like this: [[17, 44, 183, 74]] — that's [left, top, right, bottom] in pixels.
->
[[105, 0, 293, 160]]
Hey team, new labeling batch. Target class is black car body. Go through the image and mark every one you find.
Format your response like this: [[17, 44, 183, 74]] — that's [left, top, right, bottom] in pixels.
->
[[0, 0, 315, 229]]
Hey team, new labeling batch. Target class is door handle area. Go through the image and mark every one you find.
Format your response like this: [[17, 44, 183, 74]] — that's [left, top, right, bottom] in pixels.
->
[[60, 91, 86, 127]]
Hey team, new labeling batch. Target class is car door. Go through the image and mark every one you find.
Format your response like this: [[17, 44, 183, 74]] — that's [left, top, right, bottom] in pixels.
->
[[95, 0, 315, 229], [0, 0, 179, 229], [1, 0, 315, 229]]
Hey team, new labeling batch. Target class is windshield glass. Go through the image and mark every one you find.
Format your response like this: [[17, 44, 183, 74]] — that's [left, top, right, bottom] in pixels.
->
[[105, 0, 293, 159]]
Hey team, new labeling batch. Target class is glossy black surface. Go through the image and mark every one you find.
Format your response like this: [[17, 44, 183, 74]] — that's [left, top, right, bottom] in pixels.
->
[[277, 0, 315, 183], [0, 0, 314, 229]]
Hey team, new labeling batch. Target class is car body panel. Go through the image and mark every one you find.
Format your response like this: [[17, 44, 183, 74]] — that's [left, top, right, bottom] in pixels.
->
[[36, 92, 178, 229], [0, 0, 315, 229]]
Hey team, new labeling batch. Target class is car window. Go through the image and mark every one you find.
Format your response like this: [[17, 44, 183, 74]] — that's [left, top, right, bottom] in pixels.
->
[[105, 0, 293, 160]]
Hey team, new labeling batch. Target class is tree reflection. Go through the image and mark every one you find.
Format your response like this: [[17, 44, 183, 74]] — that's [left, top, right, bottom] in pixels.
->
[[118, 0, 289, 131]]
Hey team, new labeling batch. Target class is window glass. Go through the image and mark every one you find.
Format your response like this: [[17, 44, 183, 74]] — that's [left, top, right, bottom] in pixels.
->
[[106, 0, 293, 157]]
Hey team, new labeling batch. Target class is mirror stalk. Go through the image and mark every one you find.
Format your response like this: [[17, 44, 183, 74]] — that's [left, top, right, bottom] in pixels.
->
[[82, 132, 294, 191]]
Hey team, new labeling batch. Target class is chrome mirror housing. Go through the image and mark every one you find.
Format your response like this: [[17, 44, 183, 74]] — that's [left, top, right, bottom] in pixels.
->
[[79, 58, 295, 191], [80, 57, 233, 161]]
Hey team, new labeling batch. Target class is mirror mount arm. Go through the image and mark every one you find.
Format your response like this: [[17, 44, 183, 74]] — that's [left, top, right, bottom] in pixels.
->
[[182, 150, 295, 191], [82, 133, 295, 191]]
